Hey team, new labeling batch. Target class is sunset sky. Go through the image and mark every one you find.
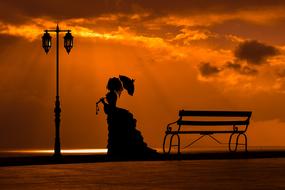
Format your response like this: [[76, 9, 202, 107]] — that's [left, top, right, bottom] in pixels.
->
[[1, 0, 285, 150]]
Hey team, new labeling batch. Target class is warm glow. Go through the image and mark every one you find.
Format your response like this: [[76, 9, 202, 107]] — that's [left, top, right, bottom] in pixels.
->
[[1, 1, 285, 151], [6, 149, 108, 154]]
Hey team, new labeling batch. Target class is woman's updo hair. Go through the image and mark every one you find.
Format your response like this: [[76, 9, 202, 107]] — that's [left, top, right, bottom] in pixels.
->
[[107, 77, 123, 93]]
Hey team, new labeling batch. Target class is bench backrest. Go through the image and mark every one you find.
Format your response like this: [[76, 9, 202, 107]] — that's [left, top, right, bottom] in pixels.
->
[[177, 110, 252, 126]]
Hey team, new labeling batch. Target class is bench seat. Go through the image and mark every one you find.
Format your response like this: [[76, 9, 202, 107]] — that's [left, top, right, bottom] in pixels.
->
[[166, 131, 245, 135]]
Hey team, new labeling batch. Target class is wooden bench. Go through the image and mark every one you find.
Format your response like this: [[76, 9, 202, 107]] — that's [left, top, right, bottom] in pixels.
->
[[163, 110, 252, 154]]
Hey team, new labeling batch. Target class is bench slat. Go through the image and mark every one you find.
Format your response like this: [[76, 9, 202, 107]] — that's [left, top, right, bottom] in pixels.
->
[[177, 120, 249, 126], [167, 131, 245, 134], [179, 110, 252, 117]]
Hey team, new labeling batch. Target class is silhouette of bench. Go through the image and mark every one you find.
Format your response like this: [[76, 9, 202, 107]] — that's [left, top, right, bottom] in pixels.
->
[[163, 110, 252, 154]]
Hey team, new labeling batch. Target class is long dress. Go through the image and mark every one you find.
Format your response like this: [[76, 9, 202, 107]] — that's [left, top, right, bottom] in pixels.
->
[[103, 91, 157, 158]]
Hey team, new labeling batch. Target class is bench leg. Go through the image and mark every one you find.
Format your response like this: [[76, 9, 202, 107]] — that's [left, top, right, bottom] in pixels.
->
[[163, 134, 176, 155], [244, 134, 248, 152], [163, 134, 169, 154], [162, 134, 180, 154], [229, 133, 238, 152], [177, 134, 181, 155], [166, 134, 180, 155], [237, 133, 248, 152], [229, 133, 248, 152]]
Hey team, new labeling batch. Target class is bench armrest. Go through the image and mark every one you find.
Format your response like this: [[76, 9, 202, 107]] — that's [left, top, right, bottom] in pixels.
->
[[166, 120, 179, 132]]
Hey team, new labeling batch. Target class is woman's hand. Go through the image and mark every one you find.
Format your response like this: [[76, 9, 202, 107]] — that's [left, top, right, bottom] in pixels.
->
[[96, 97, 105, 104], [96, 97, 106, 115]]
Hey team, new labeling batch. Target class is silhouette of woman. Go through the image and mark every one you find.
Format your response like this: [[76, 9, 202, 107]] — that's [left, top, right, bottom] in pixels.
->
[[97, 76, 157, 159]]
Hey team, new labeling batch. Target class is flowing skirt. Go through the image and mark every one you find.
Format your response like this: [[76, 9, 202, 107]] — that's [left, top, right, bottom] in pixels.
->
[[106, 107, 157, 158]]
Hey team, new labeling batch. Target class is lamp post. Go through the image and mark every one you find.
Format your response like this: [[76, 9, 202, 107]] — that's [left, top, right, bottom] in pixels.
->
[[42, 24, 73, 157]]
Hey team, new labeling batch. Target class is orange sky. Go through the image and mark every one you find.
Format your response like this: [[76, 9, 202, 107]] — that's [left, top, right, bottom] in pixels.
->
[[1, 0, 285, 150]]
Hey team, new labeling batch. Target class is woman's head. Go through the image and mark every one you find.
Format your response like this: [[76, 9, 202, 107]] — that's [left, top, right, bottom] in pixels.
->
[[107, 77, 123, 93]]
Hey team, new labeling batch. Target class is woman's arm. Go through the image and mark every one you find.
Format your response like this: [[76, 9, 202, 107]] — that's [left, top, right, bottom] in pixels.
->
[[96, 97, 106, 115], [106, 91, 117, 108]]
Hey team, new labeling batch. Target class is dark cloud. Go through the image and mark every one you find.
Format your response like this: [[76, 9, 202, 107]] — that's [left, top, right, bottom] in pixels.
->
[[225, 61, 258, 75], [0, 0, 133, 23], [211, 19, 285, 46], [199, 62, 221, 77], [1, 0, 285, 23], [234, 40, 279, 65], [225, 61, 241, 70]]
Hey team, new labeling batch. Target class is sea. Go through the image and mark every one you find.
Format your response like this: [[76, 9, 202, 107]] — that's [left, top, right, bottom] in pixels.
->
[[0, 146, 285, 157], [0, 147, 285, 189]]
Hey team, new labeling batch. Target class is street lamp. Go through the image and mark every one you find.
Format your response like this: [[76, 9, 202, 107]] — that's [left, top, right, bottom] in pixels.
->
[[42, 24, 73, 157]]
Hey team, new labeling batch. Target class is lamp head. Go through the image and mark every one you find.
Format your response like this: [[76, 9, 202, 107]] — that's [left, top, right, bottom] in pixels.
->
[[64, 31, 73, 54], [42, 31, 52, 54]]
